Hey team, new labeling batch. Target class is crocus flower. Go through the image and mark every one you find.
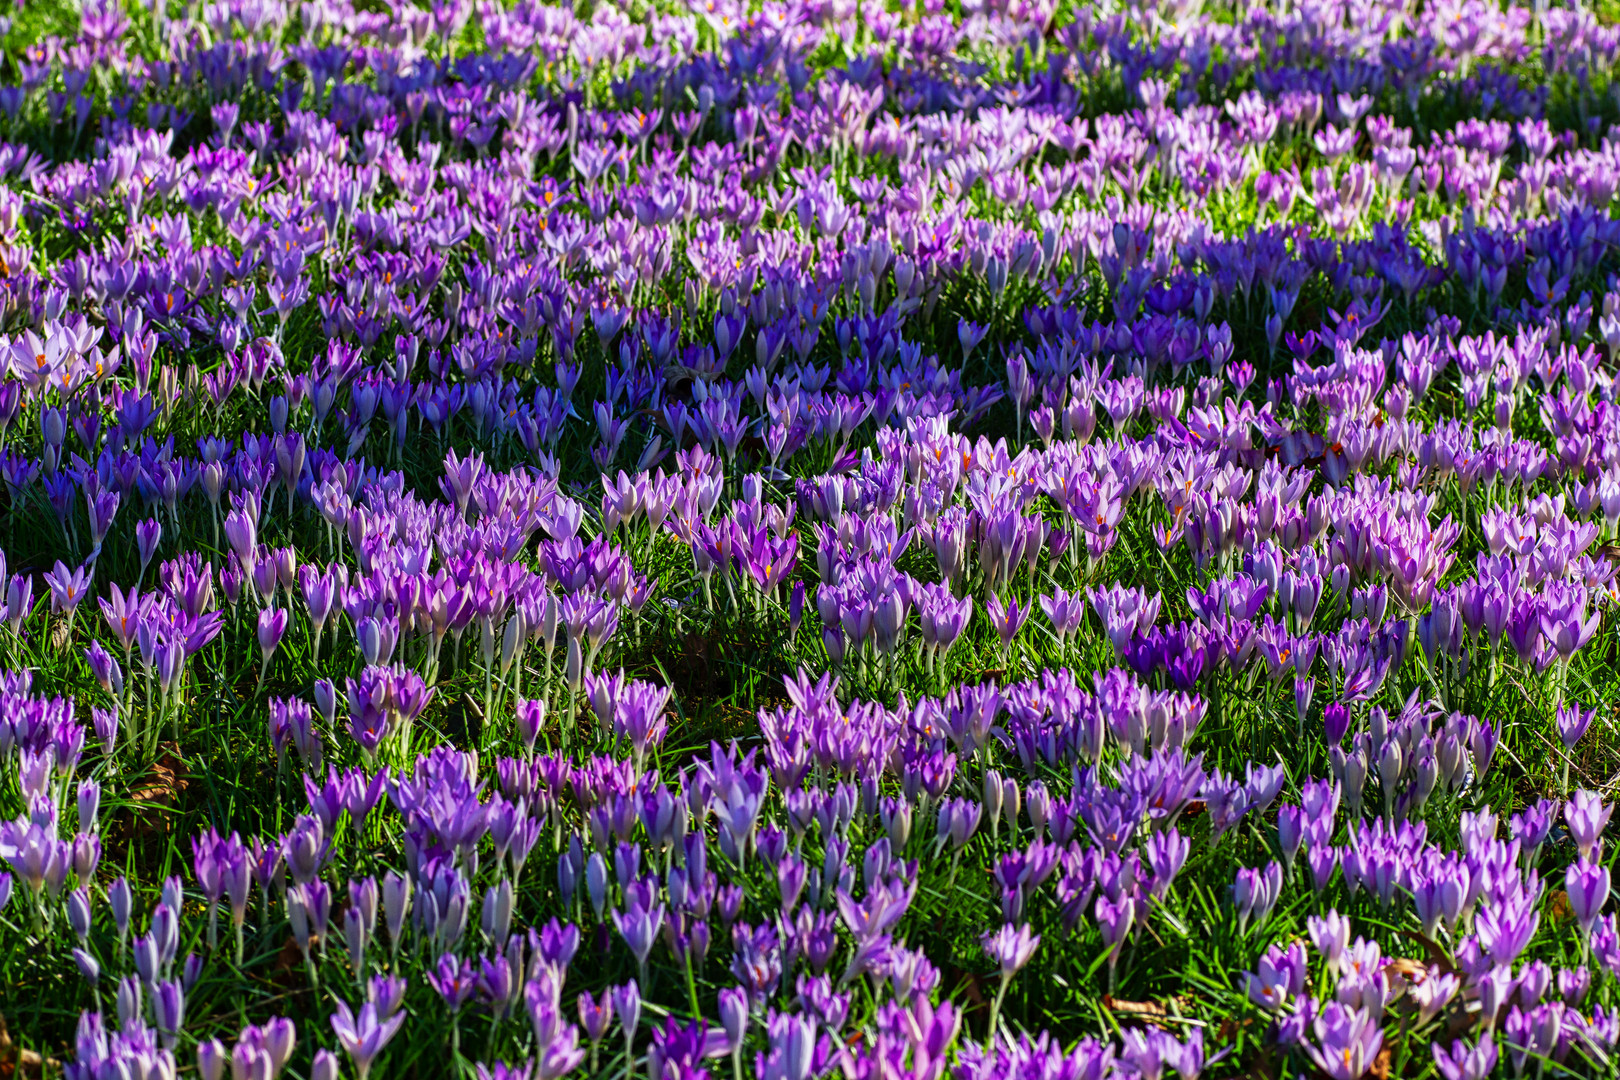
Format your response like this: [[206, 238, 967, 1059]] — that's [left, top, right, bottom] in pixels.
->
[[330, 997, 405, 1080], [1566, 858, 1610, 941], [429, 952, 479, 1013], [1567, 789, 1612, 862], [1559, 703, 1597, 751], [986, 592, 1028, 652], [1305, 1002, 1384, 1080], [257, 606, 288, 686], [136, 517, 162, 583], [44, 559, 92, 641], [1432, 1034, 1497, 1080]]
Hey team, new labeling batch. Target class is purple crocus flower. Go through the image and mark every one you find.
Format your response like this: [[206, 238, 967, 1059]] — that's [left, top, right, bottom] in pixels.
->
[[84, 639, 123, 696], [1232, 862, 1284, 932], [515, 698, 546, 757], [611, 886, 666, 987], [5, 572, 32, 636], [136, 517, 162, 582], [986, 592, 1028, 652], [1559, 703, 1597, 751], [1566, 858, 1610, 941], [578, 988, 614, 1046], [1305, 1002, 1384, 1080], [1038, 585, 1088, 645], [428, 952, 479, 1014], [256, 606, 288, 684], [330, 996, 406, 1080], [1567, 790, 1612, 862], [43, 559, 92, 639], [1432, 1033, 1497, 1080]]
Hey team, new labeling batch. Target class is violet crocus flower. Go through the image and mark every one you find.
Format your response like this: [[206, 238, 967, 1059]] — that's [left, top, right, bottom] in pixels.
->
[[981, 922, 1040, 1036], [525, 974, 587, 1079], [44, 559, 92, 641], [1038, 585, 1087, 645], [1432, 1033, 1497, 1080], [299, 564, 338, 661], [1567, 789, 1612, 862], [1566, 858, 1610, 942], [330, 997, 405, 1080], [612, 679, 672, 772], [1558, 703, 1596, 751], [934, 797, 981, 853], [256, 606, 288, 687], [578, 988, 614, 1054], [515, 697, 546, 757], [1305, 1002, 1384, 1080], [85, 639, 123, 696], [1232, 862, 1284, 933], [612, 887, 666, 988], [429, 952, 479, 1014], [1244, 941, 1307, 1012], [917, 582, 971, 666], [4, 572, 32, 637], [986, 593, 1028, 652], [136, 518, 162, 584]]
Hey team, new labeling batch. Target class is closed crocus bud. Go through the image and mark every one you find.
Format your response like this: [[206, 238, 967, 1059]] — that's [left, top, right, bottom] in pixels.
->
[[719, 986, 749, 1051], [788, 580, 806, 635], [611, 980, 641, 1037], [1001, 774, 1022, 826], [1379, 739, 1405, 795], [1277, 805, 1306, 870], [983, 770, 1004, 835], [197, 1038, 227, 1080], [819, 622, 846, 664], [481, 880, 514, 944], [558, 845, 580, 908], [586, 852, 608, 921], [73, 832, 101, 881], [110, 876, 133, 942], [881, 798, 911, 850], [72, 947, 99, 985], [1025, 781, 1051, 837], [382, 871, 411, 950], [311, 1050, 341, 1080], [116, 976, 141, 1027], [263, 1015, 297, 1071], [257, 607, 288, 669], [515, 698, 546, 755], [313, 678, 337, 727], [77, 779, 100, 832], [1324, 701, 1350, 745]]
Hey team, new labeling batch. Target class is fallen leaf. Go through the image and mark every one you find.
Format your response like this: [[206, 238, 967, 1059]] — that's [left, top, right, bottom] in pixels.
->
[[1102, 994, 1198, 1026], [1386, 957, 1428, 982], [131, 750, 188, 807], [0, 1013, 56, 1079], [1368, 1045, 1394, 1079], [1103, 995, 1168, 1019]]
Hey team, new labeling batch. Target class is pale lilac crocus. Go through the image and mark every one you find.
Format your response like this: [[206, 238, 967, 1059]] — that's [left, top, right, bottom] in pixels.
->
[[981, 922, 1040, 1036]]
